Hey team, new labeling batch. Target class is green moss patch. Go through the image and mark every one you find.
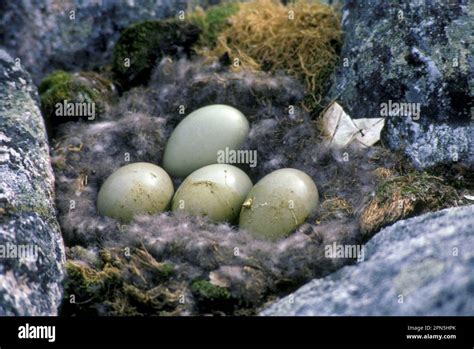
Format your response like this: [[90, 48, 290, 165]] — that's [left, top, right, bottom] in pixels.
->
[[39, 70, 116, 130], [38, 71, 72, 94], [188, 3, 240, 49], [112, 20, 201, 89], [190, 279, 235, 314]]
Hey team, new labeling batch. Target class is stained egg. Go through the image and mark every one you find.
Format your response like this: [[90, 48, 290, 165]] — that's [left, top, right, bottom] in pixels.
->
[[162, 104, 249, 178], [239, 168, 319, 241], [97, 162, 174, 222], [171, 164, 253, 223]]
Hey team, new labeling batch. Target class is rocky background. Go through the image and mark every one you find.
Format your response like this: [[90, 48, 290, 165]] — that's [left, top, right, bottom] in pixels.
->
[[262, 205, 474, 315], [0, 50, 65, 315], [0, 0, 219, 83], [325, 0, 473, 170], [0, 0, 472, 316]]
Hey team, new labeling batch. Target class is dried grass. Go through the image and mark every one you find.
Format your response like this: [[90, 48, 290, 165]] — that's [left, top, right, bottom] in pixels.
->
[[359, 172, 460, 238], [203, 0, 342, 110]]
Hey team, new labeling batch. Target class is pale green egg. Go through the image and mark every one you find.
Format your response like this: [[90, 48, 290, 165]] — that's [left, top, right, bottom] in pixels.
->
[[171, 164, 252, 223], [162, 104, 249, 178], [239, 168, 319, 241], [97, 162, 174, 222]]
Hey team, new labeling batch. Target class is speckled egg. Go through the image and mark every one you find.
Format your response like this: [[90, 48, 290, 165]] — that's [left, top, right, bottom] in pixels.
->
[[171, 164, 252, 223], [239, 168, 319, 241], [97, 162, 174, 222], [162, 104, 249, 178]]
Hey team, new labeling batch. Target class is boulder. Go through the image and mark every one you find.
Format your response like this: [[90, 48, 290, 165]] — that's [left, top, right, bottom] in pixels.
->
[[326, 0, 473, 169], [0, 0, 218, 82], [261, 205, 474, 316], [0, 49, 65, 315]]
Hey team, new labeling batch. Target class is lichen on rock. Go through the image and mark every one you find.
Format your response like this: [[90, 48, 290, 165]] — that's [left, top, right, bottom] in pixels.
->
[[0, 49, 65, 315], [0, 0, 217, 82], [326, 0, 473, 169], [262, 205, 474, 316]]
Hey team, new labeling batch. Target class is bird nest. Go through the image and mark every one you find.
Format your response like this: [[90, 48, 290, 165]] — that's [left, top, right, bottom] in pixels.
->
[[51, 57, 460, 316]]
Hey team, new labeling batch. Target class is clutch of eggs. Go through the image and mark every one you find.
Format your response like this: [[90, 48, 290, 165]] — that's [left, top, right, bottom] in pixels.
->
[[96, 105, 319, 241]]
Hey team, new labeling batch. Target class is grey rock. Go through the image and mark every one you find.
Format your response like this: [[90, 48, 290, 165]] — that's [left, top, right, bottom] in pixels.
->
[[0, 0, 219, 83], [0, 49, 65, 315], [326, 0, 473, 169], [261, 205, 474, 316]]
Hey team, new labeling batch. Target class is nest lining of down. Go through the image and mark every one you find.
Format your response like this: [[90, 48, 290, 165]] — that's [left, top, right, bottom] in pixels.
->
[[52, 58, 398, 315]]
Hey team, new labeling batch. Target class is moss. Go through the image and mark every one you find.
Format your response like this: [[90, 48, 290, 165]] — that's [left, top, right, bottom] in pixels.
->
[[63, 259, 121, 316], [38, 70, 72, 94], [63, 247, 247, 316], [111, 19, 201, 89], [62, 247, 183, 316], [191, 279, 231, 300], [359, 172, 460, 238], [39, 70, 116, 131], [190, 279, 234, 314], [188, 3, 240, 49]]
